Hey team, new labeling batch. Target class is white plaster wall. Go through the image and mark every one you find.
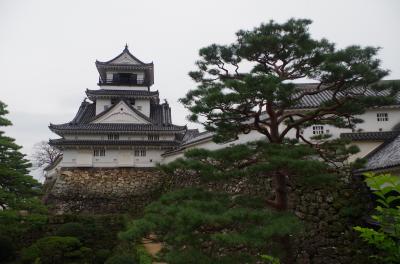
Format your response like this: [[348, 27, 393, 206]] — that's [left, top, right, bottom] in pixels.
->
[[134, 99, 150, 117], [96, 99, 111, 115], [77, 150, 93, 166], [162, 130, 266, 164], [62, 133, 176, 141], [355, 109, 400, 132], [61, 148, 164, 168], [279, 108, 400, 141], [61, 149, 78, 166], [93, 101, 150, 124], [347, 141, 383, 162]]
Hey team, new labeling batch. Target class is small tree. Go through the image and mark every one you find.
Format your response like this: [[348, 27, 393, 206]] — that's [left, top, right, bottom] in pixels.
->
[[32, 140, 61, 169], [180, 18, 398, 209], [0, 101, 41, 209]]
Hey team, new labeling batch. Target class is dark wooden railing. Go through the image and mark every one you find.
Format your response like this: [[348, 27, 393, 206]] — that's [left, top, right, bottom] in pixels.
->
[[98, 77, 146, 86]]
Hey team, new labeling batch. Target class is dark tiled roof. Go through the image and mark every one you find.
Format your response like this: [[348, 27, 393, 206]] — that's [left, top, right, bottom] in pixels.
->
[[86, 89, 159, 99], [358, 134, 400, 172], [71, 101, 96, 124], [49, 123, 187, 134], [50, 97, 186, 136], [49, 138, 180, 147], [340, 131, 399, 141], [95, 46, 153, 66], [291, 82, 400, 109]]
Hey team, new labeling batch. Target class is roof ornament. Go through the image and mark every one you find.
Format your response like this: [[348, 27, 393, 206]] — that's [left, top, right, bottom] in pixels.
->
[[124, 43, 129, 51]]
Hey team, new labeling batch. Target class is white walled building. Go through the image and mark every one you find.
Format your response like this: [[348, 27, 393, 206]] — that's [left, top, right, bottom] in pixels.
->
[[49, 46, 187, 168], [47, 47, 400, 173]]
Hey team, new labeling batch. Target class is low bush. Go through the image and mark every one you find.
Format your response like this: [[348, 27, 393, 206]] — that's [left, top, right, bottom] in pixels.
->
[[21, 236, 91, 264], [105, 254, 137, 264], [56, 222, 86, 241], [0, 235, 16, 262], [93, 248, 112, 263], [135, 244, 152, 264]]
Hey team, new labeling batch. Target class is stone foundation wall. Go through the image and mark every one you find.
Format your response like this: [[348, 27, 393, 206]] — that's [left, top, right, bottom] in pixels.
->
[[44, 168, 165, 214], [44, 168, 373, 263], [164, 171, 373, 264]]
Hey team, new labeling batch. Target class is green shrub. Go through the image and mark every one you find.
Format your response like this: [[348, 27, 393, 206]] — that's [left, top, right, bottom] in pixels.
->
[[354, 173, 400, 263], [56, 222, 86, 241], [105, 254, 137, 264], [135, 244, 152, 264], [94, 248, 112, 263], [0, 235, 16, 262], [21, 236, 91, 264]]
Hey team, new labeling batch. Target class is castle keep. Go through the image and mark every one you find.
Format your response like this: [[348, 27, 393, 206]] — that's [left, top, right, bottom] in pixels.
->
[[49, 46, 187, 168]]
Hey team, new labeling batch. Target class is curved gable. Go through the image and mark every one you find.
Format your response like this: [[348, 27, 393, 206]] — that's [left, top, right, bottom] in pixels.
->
[[91, 101, 151, 124]]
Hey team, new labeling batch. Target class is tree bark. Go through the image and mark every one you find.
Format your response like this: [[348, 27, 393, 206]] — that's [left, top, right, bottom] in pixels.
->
[[267, 171, 288, 211]]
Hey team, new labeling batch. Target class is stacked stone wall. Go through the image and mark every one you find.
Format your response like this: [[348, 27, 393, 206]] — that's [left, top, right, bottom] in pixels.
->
[[44, 168, 164, 214], [44, 168, 373, 263]]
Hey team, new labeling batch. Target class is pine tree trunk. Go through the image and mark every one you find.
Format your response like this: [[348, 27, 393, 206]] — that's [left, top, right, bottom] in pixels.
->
[[267, 171, 288, 211], [275, 172, 288, 211]]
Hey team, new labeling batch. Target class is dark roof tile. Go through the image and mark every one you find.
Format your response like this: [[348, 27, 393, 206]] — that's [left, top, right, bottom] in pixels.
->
[[340, 131, 399, 141]]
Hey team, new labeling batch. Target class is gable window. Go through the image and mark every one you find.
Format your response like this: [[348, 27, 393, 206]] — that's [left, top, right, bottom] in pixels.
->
[[107, 134, 119, 140], [93, 148, 105, 157], [377, 113, 389, 122], [148, 134, 159, 141], [136, 105, 142, 111], [134, 149, 146, 157], [312, 125, 324, 135]]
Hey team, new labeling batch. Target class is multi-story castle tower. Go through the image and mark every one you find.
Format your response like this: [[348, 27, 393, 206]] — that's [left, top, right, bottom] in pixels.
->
[[49, 46, 187, 168]]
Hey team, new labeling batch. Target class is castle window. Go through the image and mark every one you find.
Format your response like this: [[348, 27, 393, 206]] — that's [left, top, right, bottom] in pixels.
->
[[377, 113, 388, 122], [134, 149, 146, 156], [107, 134, 119, 140], [94, 148, 105, 157], [136, 105, 142, 111], [312, 125, 324, 135], [148, 134, 159, 141]]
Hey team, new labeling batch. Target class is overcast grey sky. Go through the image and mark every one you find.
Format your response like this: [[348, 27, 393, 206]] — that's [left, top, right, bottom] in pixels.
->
[[0, 0, 399, 159]]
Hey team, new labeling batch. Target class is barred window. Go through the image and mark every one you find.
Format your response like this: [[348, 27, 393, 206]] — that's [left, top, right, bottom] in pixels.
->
[[93, 148, 105, 157], [107, 134, 119, 140], [377, 113, 388, 122], [148, 134, 159, 141], [312, 125, 324, 135], [136, 105, 142, 111], [134, 149, 146, 157]]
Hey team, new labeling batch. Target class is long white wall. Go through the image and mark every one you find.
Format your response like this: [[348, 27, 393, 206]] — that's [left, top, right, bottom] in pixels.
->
[[63, 134, 175, 140], [162, 130, 266, 164], [61, 148, 164, 168]]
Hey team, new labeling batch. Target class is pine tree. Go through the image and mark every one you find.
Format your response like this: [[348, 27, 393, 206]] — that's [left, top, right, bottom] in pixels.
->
[[180, 18, 399, 209], [121, 141, 338, 263], [0, 101, 41, 209]]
